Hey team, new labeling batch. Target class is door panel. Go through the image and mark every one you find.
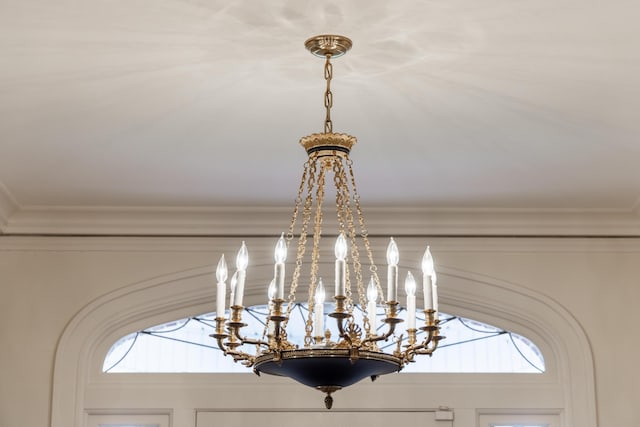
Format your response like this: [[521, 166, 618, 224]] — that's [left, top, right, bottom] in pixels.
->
[[86, 414, 170, 427], [198, 410, 452, 427]]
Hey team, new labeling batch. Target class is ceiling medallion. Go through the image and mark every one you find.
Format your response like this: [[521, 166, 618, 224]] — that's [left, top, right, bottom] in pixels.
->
[[212, 35, 443, 409]]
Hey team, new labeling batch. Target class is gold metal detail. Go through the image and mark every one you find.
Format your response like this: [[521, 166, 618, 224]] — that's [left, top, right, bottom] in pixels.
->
[[254, 348, 403, 365], [305, 35, 352, 58], [299, 133, 357, 157], [324, 54, 333, 133]]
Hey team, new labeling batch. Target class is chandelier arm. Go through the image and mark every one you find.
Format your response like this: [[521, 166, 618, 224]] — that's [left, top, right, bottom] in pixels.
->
[[410, 311, 443, 356], [227, 304, 272, 356], [405, 328, 433, 354], [335, 316, 353, 346], [214, 336, 229, 353], [221, 326, 255, 364], [225, 348, 255, 365], [230, 327, 271, 350], [361, 320, 398, 346], [211, 317, 230, 352], [413, 337, 442, 356]]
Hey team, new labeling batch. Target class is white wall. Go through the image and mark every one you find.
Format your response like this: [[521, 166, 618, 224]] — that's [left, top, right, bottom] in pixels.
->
[[0, 236, 638, 426]]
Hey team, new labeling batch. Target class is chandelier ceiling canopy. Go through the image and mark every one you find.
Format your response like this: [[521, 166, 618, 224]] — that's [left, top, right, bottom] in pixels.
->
[[212, 35, 443, 409]]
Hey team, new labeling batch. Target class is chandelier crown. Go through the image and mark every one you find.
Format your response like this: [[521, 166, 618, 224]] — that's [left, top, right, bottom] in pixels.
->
[[212, 35, 443, 409]]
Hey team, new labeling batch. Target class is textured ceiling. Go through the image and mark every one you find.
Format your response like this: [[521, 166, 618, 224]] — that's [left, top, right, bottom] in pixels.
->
[[1, 0, 639, 215]]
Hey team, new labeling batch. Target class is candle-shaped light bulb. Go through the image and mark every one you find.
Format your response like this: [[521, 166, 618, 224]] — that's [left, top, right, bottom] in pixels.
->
[[422, 246, 434, 311], [335, 233, 348, 260], [405, 271, 417, 329], [405, 271, 416, 296], [367, 277, 378, 303], [386, 238, 399, 302], [386, 237, 399, 266], [267, 278, 276, 301], [421, 246, 434, 276], [233, 242, 248, 307], [274, 233, 287, 263], [236, 241, 249, 271], [215, 255, 228, 317], [314, 278, 325, 339], [216, 254, 228, 283], [367, 277, 378, 332]]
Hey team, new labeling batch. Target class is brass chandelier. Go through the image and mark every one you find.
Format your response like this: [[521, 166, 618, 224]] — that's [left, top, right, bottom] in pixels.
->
[[212, 35, 443, 409]]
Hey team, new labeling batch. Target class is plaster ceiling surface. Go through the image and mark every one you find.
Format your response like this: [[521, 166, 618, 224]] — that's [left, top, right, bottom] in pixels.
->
[[1, 0, 639, 213]]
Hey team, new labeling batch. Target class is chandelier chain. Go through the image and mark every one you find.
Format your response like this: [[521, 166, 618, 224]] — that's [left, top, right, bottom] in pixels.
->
[[324, 55, 333, 133], [332, 159, 347, 234], [304, 160, 326, 347], [286, 158, 310, 243], [333, 158, 359, 331], [265, 159, 312, 342], [347, 159, 385, 307], [337, 159, 370, 334], [333, 159, 354, 319], [283, 157, 317, 326]]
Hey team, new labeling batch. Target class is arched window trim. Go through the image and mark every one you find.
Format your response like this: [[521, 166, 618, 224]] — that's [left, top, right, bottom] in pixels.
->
[[51, 263, 596, 427]]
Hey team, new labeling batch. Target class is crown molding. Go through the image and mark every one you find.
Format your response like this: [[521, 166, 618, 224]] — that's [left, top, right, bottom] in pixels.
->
[[2, 205, 640, 237], [2, 235, 640, 255], [0, 182, 19, 233]]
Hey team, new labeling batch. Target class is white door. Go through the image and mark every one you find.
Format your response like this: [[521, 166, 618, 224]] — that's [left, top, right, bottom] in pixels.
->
[[198, 410, 453, 427]]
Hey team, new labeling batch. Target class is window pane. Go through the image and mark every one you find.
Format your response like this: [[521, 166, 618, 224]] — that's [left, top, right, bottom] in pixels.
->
[[104, 304, 545, 373]]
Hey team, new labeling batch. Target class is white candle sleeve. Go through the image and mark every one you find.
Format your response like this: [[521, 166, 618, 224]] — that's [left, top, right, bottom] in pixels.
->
[[234, 270, 246, 307], [216, 282, 226, 317], [314, 305, 324, 338], [367, 300, 377, 332], [423, 274, 433, 310], [335, 259, 346, 296], [432, 284, 438, 313], [387, 265, 398, 302], [275, 262, 285, 299], [407, 294, 416, 329]]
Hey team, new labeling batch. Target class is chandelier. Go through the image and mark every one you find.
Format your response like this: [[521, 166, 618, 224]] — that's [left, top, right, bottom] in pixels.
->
[[212, 35, 443, 409]]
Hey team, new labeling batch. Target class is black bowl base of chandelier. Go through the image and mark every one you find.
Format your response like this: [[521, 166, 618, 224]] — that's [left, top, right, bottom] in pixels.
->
[[254, 348, 402, 409]]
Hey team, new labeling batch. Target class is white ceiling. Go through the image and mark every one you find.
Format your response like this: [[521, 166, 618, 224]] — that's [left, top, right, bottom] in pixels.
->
[[1, 0, 639, 234]]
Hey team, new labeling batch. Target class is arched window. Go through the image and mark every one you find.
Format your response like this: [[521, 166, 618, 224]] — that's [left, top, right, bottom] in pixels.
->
[[104, 304, 545, 374], [51, 258, 596, 427]]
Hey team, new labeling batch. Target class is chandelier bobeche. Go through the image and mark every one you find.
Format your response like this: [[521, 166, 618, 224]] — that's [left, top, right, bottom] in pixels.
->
[[212, 35, 443, 409]]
